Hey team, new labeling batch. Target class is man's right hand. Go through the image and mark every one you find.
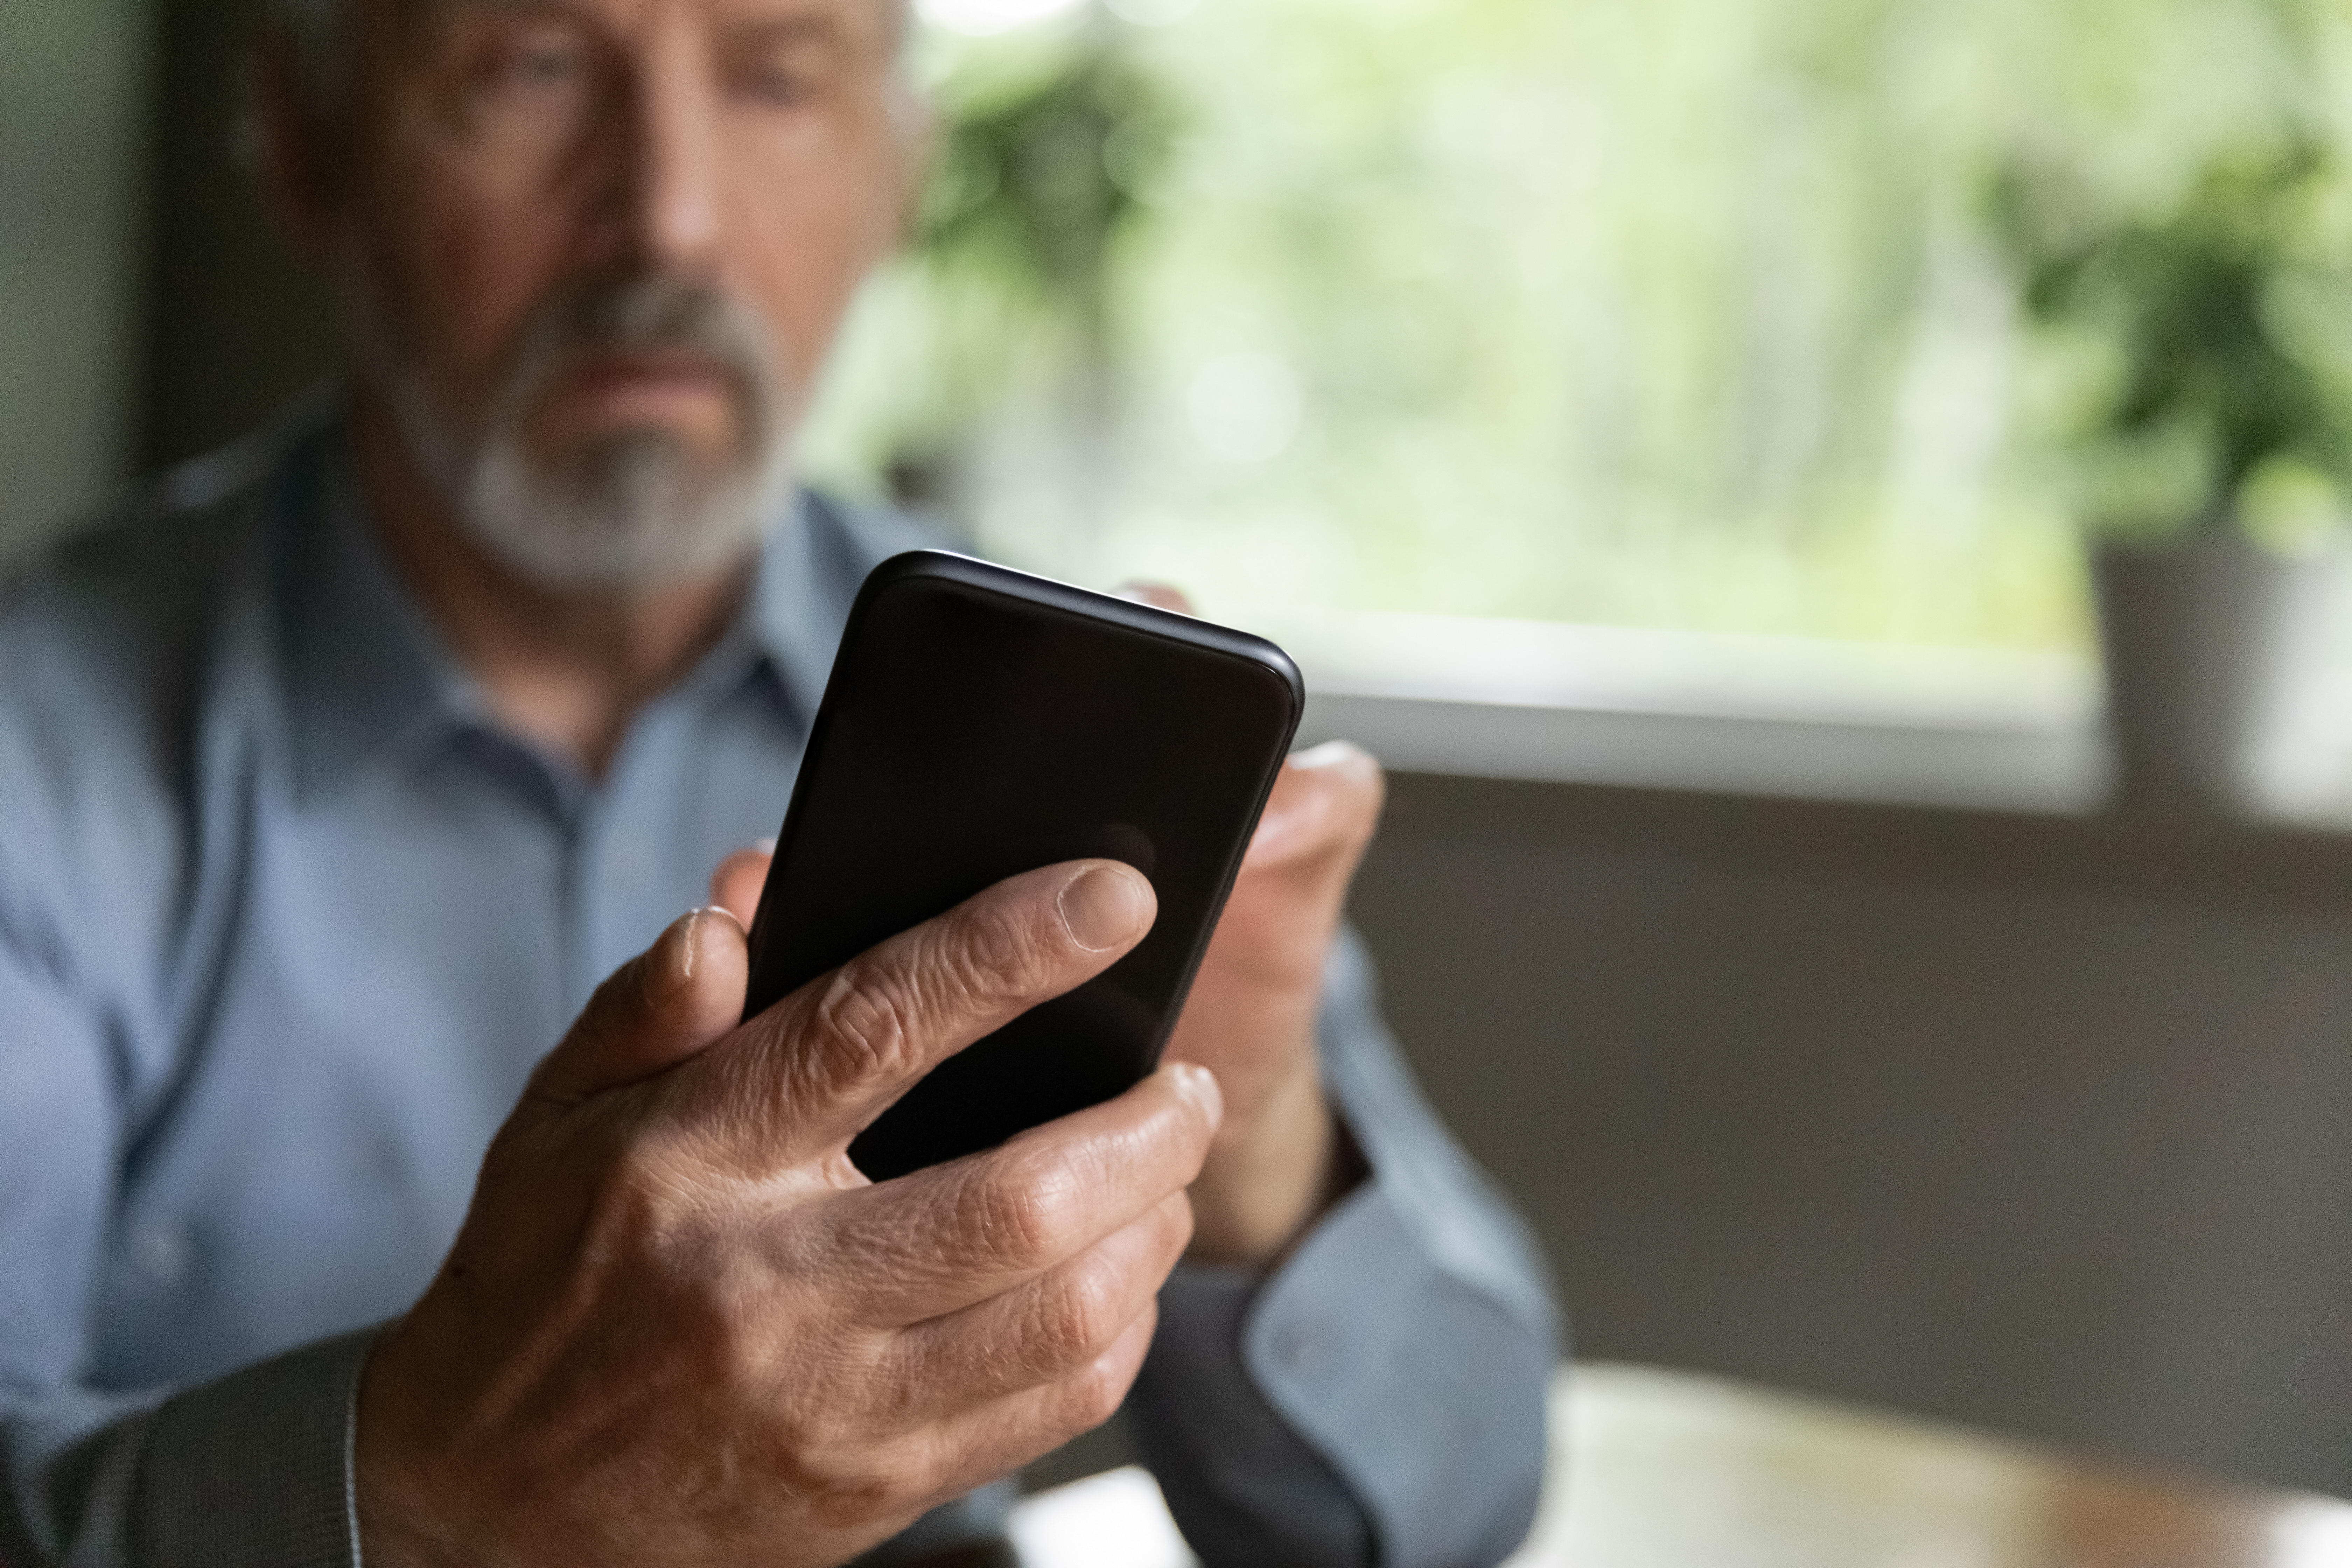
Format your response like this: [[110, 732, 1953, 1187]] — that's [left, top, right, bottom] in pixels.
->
[[354, 860, 1219, 1568]]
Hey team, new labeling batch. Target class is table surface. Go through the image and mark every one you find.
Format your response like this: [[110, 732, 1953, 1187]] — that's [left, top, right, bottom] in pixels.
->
[[1003, 1363, 2352, 1568], [1509, 1364, 2352, 1568]]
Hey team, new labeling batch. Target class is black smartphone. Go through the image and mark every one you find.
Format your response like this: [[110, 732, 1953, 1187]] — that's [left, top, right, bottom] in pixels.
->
[[740, 551, 1305, 1181]]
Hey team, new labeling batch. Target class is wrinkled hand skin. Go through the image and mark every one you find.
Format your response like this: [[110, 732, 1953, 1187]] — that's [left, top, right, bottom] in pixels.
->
[[356, 861, 1224, 1568]]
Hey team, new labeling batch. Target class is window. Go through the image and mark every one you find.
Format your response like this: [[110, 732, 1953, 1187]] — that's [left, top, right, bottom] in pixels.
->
[[800, 0, 2326, 757]]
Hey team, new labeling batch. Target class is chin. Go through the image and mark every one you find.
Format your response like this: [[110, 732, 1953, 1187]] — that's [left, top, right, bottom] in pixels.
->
[[455, 424, 789, 590]]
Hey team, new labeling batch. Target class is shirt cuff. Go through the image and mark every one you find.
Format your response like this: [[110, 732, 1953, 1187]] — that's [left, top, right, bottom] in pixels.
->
[[130, 1329, 373, 1567], [1241, 1183, 1553, 1568], [1143, 1249, 1373, 1568]]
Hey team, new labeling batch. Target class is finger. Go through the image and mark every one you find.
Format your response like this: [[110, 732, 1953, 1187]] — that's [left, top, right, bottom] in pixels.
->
[[528, 908, 748, 1106], [1114, 581, 1197, 616], [827, 1060, 1221, 1324], [709, 844, 774, 929], [881, 1190, 1192, 1419], [910, 1307, 1161, 1505], [1244, 741, 1385, 872], [691, 860, 1157, 1161]]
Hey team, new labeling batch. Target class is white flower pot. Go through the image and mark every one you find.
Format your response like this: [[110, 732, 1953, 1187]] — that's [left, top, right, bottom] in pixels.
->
[[2093, 531, 2340, 817]]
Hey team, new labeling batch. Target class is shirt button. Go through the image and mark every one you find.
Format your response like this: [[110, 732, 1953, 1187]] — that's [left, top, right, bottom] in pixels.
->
[[128, 1222, 189, 1282]]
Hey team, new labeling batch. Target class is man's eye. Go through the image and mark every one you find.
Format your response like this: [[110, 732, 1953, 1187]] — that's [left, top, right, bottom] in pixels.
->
[[486, 32, 589, 94], [736, 63, 817, 107]]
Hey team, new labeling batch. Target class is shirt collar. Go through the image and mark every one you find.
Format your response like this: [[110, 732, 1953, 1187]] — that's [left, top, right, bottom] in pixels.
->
[[278, 415, 872, 804], [280, 424, 481, 804], [744, 490, 869, 727]]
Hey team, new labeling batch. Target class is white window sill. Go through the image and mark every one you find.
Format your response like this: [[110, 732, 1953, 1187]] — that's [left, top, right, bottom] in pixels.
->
[[1277, 613, 2110, 816]]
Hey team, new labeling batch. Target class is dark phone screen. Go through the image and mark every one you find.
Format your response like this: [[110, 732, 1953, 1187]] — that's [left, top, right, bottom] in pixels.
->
[[742, 556, 1302, 1181]]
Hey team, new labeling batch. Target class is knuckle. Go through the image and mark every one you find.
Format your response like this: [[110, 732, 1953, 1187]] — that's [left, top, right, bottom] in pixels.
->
[[807, 968, 919, 1093], [1154, 1192, 1197, 1260], [770, 1390, 856, 1467], [794, 1442, 944, 1534], [899, 1438, 968, 1506], [574, 1137, 694, 1256], [1038, 1263, 1122, 1367], [1060, 1354, 1130, 1433], [792, 1464, 906, 1534], [951, 896, 1059, 1001], [673, 1279, 763, 1390], [960, 1160, 1079, 1268], [763, 1365, 934, 1528]]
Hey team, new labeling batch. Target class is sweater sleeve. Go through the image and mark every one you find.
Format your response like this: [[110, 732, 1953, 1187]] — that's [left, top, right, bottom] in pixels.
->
[[0, 851, 369, 1568]]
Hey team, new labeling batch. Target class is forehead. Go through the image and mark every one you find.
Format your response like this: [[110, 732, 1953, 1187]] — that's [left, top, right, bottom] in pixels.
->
[[393, 0, 904, 50]]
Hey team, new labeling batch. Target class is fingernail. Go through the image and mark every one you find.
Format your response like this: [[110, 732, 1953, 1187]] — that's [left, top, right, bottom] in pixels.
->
[[1114, 581, 1196, 615], [1292, 740, 1371, 771], [644, 910, 705, 1001], [1058, 865, 1152, 952], [1169, 1061, 1224, 1124]]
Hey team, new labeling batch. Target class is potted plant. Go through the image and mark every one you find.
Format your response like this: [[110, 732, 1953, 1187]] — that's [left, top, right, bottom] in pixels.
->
[[1996, 140, 2351, 817]]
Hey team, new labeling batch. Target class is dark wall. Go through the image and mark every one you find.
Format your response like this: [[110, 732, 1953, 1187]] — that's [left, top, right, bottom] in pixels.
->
[[0, 0, 149, 548], [140, 0, 337, 472], [1351, 773, 2352, 1496]]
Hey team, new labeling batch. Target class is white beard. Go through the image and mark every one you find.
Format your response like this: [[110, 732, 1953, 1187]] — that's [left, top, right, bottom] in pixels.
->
[[352, 270, 799, 588]]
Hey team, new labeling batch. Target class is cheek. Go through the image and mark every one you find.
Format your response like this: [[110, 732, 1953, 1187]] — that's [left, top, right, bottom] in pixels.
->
[[418, 224, 558, 374], [364, 126, 583, 417], [729, 164, 899, 383]]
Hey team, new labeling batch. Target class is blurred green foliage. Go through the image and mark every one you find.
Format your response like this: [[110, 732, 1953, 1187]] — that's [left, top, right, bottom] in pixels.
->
[[1995, 137, 2352, 541], [801, 0, 2352, 651], [916, 43, 1173, 310]]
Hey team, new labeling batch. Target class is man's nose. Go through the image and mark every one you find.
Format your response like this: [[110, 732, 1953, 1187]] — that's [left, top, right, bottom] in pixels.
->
[[616, 27, 724, 274]]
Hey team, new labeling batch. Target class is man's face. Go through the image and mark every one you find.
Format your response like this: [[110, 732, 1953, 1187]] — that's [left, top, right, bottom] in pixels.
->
[[334, 0, 914, 584]]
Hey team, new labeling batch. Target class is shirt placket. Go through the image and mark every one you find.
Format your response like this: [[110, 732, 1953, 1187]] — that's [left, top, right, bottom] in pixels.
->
[[575, 694, 698, 1004]]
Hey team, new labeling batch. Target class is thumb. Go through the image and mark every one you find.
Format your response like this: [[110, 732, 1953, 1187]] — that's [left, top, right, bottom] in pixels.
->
[[528, 908, 750, 1106], [709, 845, 772, 930], [1116, 581, 1197, 616], [1246, 741, 1385, 871]]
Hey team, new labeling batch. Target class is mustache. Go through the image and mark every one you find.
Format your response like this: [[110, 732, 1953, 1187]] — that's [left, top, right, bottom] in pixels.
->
[[566, 275, 757, 356], [498, 273, 780, 437]]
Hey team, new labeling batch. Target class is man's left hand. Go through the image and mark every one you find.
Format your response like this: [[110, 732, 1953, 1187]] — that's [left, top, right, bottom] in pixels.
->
[[713, 741, 1381, 1271], [1156, 740, 1382, 1262]]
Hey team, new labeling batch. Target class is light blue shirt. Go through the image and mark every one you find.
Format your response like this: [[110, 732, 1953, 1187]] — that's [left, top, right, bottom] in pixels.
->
[[0, 402, 1557, 1567]]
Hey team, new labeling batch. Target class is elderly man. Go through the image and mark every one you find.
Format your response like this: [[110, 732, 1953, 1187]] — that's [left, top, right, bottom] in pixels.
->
[[0, 1, 1556, 1564]]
